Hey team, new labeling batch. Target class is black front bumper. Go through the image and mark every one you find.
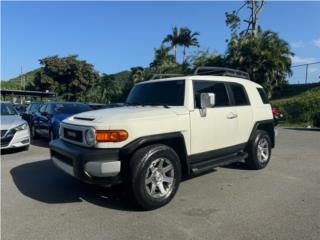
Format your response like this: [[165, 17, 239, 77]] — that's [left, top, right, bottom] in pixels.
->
[[50, 139, 121, 185]]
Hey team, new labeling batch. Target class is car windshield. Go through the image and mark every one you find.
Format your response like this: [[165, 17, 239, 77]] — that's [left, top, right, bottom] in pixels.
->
[[53, 103, 92, 114], [1, 103, 18, 116], [126, 80, 185, 106]]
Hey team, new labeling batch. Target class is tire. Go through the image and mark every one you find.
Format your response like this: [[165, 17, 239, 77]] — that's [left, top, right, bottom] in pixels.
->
[[127, 144, 181, 210], [245, 130, 271, 170], [313, 112, 320, 128], [23, 145, 30, 151], [31, 125, 39, 139]]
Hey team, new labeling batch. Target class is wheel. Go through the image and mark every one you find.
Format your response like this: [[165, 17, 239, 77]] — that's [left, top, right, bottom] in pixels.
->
[[127, 144, 181, 210], [245, 130, 271, 170], [31, 125, 39, 139]]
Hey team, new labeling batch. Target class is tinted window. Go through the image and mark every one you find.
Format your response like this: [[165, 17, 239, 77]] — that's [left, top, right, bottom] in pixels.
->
[[31, 103, 43, 113], [230, 83, 250, 106], [127, 80, 185, 106], [193, 81, 230, 108], [39, 104, 47, 113], [53, 103, 92, 114], [1, 103, 18, 115], [257, 88, 269, 104]]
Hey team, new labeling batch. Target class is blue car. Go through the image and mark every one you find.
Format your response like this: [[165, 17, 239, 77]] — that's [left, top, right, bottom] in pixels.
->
[[31, 102, 92, 141]]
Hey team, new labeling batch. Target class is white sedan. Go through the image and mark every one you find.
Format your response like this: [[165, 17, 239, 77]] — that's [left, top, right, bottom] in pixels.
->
[[1, 102, 30, 150]]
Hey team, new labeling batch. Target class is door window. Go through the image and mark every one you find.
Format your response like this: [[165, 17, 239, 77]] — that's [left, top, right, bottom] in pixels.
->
[[193, 81, 230, 108], [229, 83, 250, 106]]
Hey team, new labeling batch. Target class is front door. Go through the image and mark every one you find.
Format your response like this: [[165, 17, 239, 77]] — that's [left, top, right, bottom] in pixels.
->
[[190, 80, 237, 156]]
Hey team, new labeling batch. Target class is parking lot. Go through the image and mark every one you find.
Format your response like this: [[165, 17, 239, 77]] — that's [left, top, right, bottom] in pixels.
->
[[1, 128, 320, 240]]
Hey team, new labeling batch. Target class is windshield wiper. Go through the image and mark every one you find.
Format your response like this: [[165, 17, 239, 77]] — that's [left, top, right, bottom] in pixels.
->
[[145, 103, 170, 108]]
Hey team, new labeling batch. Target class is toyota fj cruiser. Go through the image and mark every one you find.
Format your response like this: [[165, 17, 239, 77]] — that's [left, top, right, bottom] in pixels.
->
[[50, 67, 275, 210]]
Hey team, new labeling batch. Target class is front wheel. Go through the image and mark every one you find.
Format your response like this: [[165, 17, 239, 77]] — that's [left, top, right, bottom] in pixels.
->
[[245, 130, 271, 170], [127, 144, 181, 210]]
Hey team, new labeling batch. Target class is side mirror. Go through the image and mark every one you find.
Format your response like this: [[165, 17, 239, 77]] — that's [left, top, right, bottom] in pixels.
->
[[200, 93, 215, 109]]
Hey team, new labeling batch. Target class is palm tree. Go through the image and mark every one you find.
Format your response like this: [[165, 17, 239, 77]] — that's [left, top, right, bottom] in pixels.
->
[[162, 26, 181, 62], [179, 27, 200, 63], [149, 45, 175, 73]]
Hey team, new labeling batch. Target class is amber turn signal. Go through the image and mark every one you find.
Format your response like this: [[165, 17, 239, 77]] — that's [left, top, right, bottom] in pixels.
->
[[96, 130, 128, 142]]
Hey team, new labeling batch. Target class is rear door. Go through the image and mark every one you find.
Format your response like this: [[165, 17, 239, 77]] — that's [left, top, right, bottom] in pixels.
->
[[227, 82, 253, 144], [189, 80, 237, 155]]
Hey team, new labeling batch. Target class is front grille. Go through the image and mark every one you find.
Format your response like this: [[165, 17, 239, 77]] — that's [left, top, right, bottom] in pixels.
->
[[1, 135, 14, 147], [52, 150, 73, 166], [63, 128, 83, 143], [1, 130, 7, 137]]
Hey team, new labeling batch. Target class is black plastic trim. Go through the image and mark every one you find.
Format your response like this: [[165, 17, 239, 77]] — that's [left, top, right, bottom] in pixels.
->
[[189, 143, 246, 164], [248, 119, 275, 148]]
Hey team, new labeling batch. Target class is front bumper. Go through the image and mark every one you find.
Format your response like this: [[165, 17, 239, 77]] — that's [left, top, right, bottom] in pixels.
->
[[1, 129, 30, 149], [50, 139, 122, 185]]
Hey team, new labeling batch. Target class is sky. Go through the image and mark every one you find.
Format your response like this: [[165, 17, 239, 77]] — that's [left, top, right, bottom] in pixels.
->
[[1, 1, 320, 83]]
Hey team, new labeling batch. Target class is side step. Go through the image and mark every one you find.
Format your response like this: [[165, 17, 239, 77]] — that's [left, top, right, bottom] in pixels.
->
[[191, 152, 248, 174]]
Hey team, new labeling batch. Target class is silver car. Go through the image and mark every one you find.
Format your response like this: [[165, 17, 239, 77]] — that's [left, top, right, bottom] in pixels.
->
[[1, 102, 30, 150]]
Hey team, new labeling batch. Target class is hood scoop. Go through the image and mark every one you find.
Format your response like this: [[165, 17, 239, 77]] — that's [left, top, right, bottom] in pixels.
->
[[73, 116, 95, 121]]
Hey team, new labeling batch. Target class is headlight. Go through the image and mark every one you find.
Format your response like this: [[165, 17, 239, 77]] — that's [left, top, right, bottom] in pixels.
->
[[14, 123, 28, 131], [85, 128, 96, 146]]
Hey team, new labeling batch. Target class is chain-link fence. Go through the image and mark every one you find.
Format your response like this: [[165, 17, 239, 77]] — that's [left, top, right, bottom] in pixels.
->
[[289, 62, 320, 84]]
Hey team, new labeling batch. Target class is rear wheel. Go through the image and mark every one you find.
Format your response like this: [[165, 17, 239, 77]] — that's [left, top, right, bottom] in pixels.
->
[[245, 130, 271, 170], [127, 144, 181, 210]]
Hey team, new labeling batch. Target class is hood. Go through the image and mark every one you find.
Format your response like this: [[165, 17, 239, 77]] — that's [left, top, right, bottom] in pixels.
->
[[63, 106, 189, 126], [0, 115, 25, 130], [52, 113, 72, 122]]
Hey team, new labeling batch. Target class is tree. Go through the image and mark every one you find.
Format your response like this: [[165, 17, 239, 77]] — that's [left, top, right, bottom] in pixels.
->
[[226, 29, 293, 96], [87, 74, 122, 103], [189, 49, 226, 70], [35, 55, 99, 101], [149, 46, 176, 73], [162, 26, 182, 62], [179, 27, 200, 63], [225, 0, 265, 37]]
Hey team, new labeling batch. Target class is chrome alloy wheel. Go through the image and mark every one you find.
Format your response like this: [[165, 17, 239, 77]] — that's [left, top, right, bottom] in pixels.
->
[[257, 137, 269, 163], [145, 158, 174, 199]]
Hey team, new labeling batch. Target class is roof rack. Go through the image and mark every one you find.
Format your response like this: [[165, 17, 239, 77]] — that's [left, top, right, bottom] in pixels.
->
[[194, 67, 250, 80], [151, 73, 185, 80]]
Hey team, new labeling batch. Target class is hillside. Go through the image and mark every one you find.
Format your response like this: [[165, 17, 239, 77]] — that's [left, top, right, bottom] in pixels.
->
[[1, 68, 131, 91]]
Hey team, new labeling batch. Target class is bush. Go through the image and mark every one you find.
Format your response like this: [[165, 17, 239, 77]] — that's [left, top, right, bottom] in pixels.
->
[[272, 88, 320, 124]]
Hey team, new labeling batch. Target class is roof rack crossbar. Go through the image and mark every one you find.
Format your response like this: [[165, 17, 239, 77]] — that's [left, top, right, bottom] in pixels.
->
[[151, 73, 185, 80], [194, 67, 250, 80]]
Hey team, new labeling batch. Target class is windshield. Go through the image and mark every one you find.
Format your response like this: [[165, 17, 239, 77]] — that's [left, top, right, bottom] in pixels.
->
[[1, 103, 18, 116], [53, 103, 92, 114], [126, 80, 185, 106]]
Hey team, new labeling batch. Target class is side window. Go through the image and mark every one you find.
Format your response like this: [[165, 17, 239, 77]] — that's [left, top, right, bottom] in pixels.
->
[[39, 104, 47, 113], [230, 83, 250, 106], [257, 88, 269, 104], [193, 81, 230, 108]]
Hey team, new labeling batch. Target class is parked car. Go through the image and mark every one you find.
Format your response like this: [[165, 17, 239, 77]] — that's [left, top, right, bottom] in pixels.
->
[[13, 103, 28, 115], [22, 101, 44, 126], [313, 112, 320, 127], [31, 102, 92, 141], [87, 103, 108, 110], [1, 102, 30, 150], [50, 67, 275, 210], [272, 107, 284, 125]]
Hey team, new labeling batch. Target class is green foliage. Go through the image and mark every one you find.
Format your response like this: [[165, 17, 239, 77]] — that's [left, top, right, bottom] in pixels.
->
[[272, 87, 320, 123], [162, 26, 200, 63], [189, 49, 226, 70], [87, 74, 122, 103], [35, 55, 100, 101], [149, 46, 176, 73], [226, 30, 293, 97]]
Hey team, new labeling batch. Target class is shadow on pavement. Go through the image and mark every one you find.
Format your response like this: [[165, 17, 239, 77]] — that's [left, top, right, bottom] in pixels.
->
[[284, 127, 320, 132], [30, 139, 49, 148], [10, 159, 137, 211]]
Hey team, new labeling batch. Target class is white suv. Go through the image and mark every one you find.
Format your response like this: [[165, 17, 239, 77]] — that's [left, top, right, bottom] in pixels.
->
[[50, 67, 275, 210]]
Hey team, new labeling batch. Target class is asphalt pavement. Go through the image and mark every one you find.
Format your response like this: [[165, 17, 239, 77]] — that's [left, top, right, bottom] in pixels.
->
[[1, 128, 320, 240]]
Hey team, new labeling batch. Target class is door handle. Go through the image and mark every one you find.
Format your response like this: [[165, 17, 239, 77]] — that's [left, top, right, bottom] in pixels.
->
[[227, 113, 238, 119]]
